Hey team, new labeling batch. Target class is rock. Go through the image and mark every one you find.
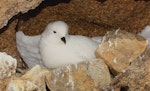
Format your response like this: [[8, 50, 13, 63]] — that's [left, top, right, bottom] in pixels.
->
[[0, 52, 17, 79], [46, 59, 111, 91], [0, 78, 11, 91], [102, 49, 150, 91], [6, 65, 46, 91], [96, 30, 148, 74], [18, 0, 150, 37], [0, 20, 23, 68], [0, 55, 111, 91], [0, 0, 42, 29]]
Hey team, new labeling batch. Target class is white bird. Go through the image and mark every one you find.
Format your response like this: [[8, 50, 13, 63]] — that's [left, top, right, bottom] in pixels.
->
[[16, 21, 102, 69], [39, 21, 99, 68]]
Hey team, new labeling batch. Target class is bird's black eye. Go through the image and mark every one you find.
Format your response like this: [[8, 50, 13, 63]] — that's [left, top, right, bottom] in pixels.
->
[[53, 31, 56, 33]]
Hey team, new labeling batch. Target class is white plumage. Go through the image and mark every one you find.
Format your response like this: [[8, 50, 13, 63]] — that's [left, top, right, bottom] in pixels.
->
[[16, 21, 101, 68], [39, 21, 99, 68], [16, 31, 44, 68]]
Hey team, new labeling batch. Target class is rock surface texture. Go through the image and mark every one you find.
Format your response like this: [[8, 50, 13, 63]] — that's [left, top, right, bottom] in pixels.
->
[[96, 30, 148, 74], [0, 65, 46, 91], [0, 53, 111, 91], [0, 52, 17, 79], [0, 52, 17, 91], [18, 0, 150, 36], [0, 21, 23, 68], [6, 65, 46, 91], [0, 0, 42, 29], [46, 59, 111, 91], [102, 50, 150, 91]]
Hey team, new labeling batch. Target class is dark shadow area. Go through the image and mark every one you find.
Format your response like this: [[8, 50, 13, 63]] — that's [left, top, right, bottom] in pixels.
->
[[120, 86, 129, 91], [20, 0, 70, 21], [0, 26, 8, 34], [97, 0, 107, 3], [0, 13, 21, 34], [46, 83, 51, 91], [134, 0, 149, 2]]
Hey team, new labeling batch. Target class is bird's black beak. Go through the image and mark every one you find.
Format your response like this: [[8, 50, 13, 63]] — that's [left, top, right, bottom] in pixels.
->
[[61, 37, 66, 44]]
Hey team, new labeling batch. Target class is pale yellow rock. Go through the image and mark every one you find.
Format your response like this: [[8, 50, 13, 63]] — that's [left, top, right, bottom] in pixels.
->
[[0, 53, 111, 91], [96, 30, 148, 74], [6, 65, 46, 91], [45, 59, 111, 91], [102, 50, 150, 91], [3, 59, 111, 91], [6, 79, 38, 91], [0, 52, 17, 79]]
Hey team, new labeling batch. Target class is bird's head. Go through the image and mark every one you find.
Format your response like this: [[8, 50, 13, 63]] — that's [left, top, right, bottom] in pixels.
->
[[42, 21, 69, 44]]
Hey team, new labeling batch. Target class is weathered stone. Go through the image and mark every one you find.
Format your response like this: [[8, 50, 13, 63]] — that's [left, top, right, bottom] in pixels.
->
[[6, 65, 46, 91], [0, 78, 11, 91], [0, 20, 24, 68], [0, 52, 17, 79], [46, 59, 111, 91], [0, 0, 42, 29], [96, 30, 148, 74], [18, 0, 150, 37], [0, 56, 111, 91], [102, 49, 150, 91], [0, 65, 47, 91]]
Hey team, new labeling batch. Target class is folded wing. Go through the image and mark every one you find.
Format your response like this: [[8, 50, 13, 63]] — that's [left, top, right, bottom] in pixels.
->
[[16, 31, 44, 68]]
